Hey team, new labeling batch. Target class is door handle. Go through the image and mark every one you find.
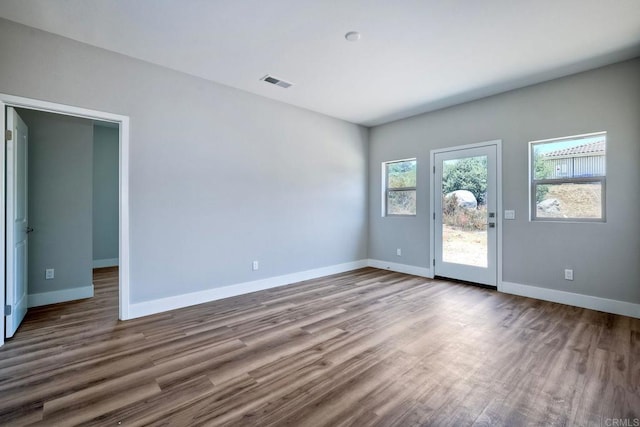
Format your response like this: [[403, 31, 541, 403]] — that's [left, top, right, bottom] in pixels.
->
[[488, 223, 495, 228], [26, 227, 34, 234]]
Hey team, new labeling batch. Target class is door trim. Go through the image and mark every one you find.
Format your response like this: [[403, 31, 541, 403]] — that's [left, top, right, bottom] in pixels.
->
[[1, 94, 131, 346], [429, 139, 502, 288]]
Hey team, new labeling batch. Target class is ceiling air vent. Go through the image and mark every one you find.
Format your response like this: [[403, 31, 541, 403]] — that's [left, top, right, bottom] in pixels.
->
[[260, 74, 293, 88]]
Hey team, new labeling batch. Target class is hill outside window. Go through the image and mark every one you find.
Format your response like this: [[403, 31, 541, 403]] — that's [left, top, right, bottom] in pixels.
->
[[384, 159, 417, 216], [530, 132, 606, 222]]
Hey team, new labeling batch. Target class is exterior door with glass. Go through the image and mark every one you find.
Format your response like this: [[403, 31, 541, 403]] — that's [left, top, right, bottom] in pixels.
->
[[433, 144, 497, 286]]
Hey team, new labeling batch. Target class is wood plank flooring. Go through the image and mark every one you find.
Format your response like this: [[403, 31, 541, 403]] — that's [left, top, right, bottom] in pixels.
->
[[0, 267, 638, 426]]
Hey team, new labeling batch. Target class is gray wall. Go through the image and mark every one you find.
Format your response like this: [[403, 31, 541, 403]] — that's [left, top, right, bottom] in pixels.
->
[[369, 58, 640, 304], [93, 124, 119, 264], [6, 17, 634, 309], [0, 18, 369, 303], [18, 109, 93, 296]]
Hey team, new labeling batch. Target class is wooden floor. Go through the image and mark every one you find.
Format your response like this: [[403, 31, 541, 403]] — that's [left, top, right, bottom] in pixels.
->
[[0, 268, 638, 426]]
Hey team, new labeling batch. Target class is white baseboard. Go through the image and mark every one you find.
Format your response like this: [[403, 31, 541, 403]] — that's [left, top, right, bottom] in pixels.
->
[[500, 281, 640, 319], [125, 259, 638, 321], [367, 259, 433, 278], [128, 260, 369, 319], [28, 284, 94, 308], [93, 258, 119, 268]]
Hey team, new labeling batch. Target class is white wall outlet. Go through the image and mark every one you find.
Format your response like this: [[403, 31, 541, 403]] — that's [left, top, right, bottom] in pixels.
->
[[252, 261, 259, 271], [504, 210, 516, 220], [45, 268, 55, 280], [396, 248, 402, 256], [564, 269, 573, 281]]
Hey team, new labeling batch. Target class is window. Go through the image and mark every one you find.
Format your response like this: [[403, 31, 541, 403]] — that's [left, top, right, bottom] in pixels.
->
[[530, 132, 606, 221], [384, 159, 417, 216]]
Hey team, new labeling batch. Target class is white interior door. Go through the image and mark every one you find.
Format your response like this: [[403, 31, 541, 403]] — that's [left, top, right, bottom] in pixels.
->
[[434, 144, 497, 286], [5, 107, 29, 338]]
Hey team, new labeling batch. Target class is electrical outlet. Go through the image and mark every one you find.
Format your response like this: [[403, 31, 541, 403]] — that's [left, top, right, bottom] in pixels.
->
[[45, 268, 54, 280], [252, 261, 259, 271], [564, 269, 573, 281], [396, 248, 402, 256]]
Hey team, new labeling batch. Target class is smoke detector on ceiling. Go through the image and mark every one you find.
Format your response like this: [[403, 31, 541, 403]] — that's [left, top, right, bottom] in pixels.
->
[[260, 74, 293, 88], [345, 31, 361, 42]]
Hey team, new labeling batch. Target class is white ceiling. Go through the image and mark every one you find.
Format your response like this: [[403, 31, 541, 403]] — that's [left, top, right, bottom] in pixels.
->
[[1, 0, 639, 126]]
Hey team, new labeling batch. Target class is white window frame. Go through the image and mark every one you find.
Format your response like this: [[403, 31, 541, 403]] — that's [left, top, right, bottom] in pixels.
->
[[529, 132, 606, 222], [382, 158, 417, 217]]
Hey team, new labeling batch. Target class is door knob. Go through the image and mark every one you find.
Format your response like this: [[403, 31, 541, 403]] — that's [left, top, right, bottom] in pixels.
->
[[26, 227, 34, 234]]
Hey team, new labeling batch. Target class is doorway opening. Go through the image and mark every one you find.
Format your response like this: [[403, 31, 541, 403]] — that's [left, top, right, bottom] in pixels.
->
[[430, 140, 502, 287], [1, 94, 130, 346]]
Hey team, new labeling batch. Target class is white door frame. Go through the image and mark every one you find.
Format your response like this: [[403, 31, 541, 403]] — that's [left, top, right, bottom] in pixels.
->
[[1, 94, 131, 346], [429, 139, 503, 287]]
